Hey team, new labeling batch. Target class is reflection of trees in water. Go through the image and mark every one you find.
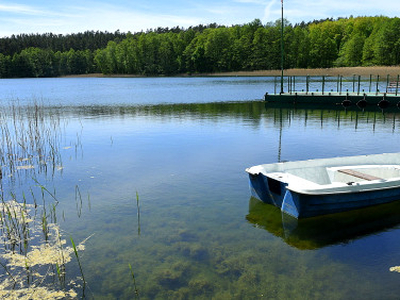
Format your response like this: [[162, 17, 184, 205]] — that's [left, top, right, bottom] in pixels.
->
[[59, 101, 400, 131], [62, 101, 267, 123], [59, 102, 400, 166], [1, 101, 394, 179]]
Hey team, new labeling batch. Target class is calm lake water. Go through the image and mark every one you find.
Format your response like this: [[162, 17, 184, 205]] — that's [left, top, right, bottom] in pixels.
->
[[1, 77, 400, 299]]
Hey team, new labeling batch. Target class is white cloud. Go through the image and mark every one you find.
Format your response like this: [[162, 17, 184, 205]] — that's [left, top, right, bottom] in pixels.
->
[[0, 3, 44, 15], [263, 0, 278, 22]]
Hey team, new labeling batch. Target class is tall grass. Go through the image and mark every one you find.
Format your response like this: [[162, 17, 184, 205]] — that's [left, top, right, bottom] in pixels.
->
[[0, 100, 82, 190], [0, 100, 88, 298], [70, 236, 86, 296]]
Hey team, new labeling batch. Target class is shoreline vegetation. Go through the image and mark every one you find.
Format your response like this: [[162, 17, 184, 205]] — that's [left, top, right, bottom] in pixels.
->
[[2, 16, 400, 79], [63, 66, 400, 78]]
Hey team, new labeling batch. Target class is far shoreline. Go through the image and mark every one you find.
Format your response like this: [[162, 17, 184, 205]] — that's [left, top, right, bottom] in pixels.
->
[[61, 66, 400, 79]]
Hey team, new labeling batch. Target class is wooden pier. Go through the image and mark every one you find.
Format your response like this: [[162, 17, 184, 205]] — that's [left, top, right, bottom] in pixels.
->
[[265, 74, 400, 110]]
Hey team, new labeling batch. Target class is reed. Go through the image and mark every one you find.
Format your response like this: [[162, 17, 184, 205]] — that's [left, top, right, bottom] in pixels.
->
[[70, 236, 86, 293], [0, 260, 16, 285], [129, 263, 139, 298], [41, 207, 49, 241], [0, 197, 31, 253], [0, 100, 69, 187], [32, 177, 59, 204], [75, 185, 83, 218], [0, 100, 87, 298], [136, 191, 141, 236]]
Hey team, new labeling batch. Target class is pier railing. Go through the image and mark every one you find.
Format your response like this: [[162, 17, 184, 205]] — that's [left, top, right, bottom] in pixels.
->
[[273, 74, 400, 96]]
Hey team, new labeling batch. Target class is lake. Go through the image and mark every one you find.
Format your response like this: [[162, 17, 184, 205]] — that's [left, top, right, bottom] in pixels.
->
[[1, 77, 400, 299]]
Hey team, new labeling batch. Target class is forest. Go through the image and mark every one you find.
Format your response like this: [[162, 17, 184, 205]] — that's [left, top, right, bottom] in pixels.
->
[[0, 16, 399, 78]]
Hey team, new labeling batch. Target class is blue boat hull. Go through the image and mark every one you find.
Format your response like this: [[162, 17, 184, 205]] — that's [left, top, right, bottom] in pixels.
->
[[248, 172, 400, 218]]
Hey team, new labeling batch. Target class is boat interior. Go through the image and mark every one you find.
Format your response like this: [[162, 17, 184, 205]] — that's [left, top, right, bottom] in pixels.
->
[[285, 165, 400, 184], [266, 165, 400, 192]]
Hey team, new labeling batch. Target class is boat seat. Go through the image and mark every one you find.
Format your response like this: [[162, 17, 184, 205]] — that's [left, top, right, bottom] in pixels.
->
[[338, 169, 382, 181], [286, 167, 331, 185]]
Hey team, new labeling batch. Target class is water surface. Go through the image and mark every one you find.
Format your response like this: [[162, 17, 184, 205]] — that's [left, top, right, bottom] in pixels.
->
[[1, 77, 400, 299]]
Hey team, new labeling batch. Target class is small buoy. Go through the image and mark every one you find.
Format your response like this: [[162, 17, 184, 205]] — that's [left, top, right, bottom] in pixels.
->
[[356, 99, 368, 109], [341, 99, 352, 107], [378, 99, 390, 109]]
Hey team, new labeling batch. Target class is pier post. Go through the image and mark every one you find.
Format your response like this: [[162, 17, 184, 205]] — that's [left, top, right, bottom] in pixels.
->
[[396, 75, 399, 96], [369, 74, 372, 93], [387, 74, 390, 91], [336, 75, 340, 93], [293, 76, 296, 94], [357, 75, 361, 95], [376, 75, 380, 95], [306, 75, 309, 94], [322, 76, 325, 95]]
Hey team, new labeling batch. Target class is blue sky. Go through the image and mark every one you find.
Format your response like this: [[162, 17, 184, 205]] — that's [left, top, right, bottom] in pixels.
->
[[0, 0, 399, 37]]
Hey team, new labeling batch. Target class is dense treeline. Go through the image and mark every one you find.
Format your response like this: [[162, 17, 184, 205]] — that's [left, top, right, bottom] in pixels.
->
[[1, 16, 400, 78], [0, 31, 125, 77], [0, 31, 127, 56]]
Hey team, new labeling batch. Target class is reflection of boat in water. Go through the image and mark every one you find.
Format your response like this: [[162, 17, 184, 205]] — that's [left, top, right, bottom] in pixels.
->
[[246, 153, 400, 218], [246, 197, 400, 250]]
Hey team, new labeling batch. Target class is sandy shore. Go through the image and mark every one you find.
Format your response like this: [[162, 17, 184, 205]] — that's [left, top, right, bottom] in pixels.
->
[[64, 66, 400, 78]]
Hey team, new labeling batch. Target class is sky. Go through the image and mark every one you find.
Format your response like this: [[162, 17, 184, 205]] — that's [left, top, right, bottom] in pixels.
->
[[0, 0, 400, 37]]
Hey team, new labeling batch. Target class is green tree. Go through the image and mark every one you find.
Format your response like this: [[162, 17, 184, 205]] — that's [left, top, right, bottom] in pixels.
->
[[94, 48, 110, 74], [184, 32, 210, 73], [0, 53, 12, 78], [16, 48, 56, 77], [290, 26, 310, 68], [204, 27, 233, 72], [12, 52, 34, 77], [308, 23, 338, 68], [336, 33, 365, 66], [158, 33, 179, 75], [66, 49, 89, 74], [136, 33, 162, 75], [373, 18, 400, 65]]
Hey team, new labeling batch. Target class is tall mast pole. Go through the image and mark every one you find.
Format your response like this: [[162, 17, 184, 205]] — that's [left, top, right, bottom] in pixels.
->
[[280, 0, 284, 94]]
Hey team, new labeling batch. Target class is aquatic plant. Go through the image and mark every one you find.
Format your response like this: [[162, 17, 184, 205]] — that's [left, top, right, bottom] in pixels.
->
[[0, 100, 81, 193], [0, 198, 89, 299], [390, 266, 400, 273], [136, 191, 141, 236], [128, 263, 139, 298], [70, 236, 86, 288], [0, 101, 63, 181]]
